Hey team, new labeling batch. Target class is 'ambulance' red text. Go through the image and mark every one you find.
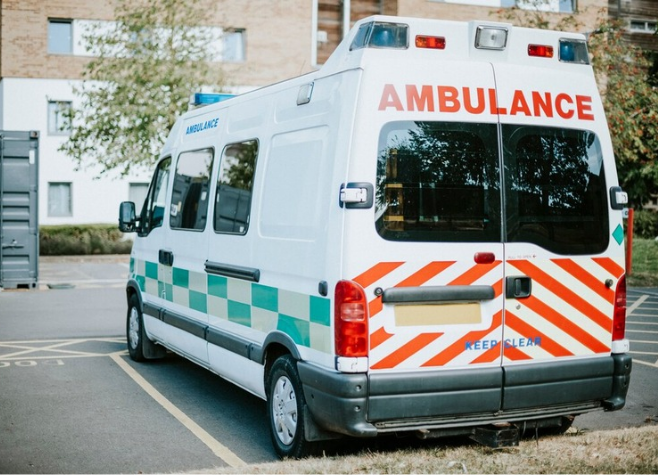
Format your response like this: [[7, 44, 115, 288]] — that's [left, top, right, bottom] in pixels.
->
[[378, 84, 594, 121]]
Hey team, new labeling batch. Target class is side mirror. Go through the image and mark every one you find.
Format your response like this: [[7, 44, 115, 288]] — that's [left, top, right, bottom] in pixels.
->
[[119, 201, 137, 232]]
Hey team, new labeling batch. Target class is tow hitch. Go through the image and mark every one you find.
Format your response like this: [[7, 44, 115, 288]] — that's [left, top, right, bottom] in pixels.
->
[[469, 423, 520, 448]]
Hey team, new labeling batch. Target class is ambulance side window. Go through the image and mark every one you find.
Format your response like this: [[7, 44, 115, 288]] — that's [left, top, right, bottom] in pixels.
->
[[140, 157, 171, 236], [169, 149, 214, 231], [503, 125, 608, 255], [375, 121, 501, 243], [214, 140, 258, 234]]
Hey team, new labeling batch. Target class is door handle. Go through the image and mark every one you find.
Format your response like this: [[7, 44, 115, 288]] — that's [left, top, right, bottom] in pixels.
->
[[159, 249, 174, 266], [2, 239, 23, 249], [506, 276, 532, 299]]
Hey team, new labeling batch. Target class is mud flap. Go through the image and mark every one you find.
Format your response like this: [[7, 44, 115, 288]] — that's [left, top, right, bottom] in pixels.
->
[[143, 337, 167, 359], [303, 405, 342, 442]]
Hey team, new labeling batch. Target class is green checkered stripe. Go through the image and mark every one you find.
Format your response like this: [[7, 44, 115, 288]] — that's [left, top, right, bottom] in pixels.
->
[[131, 258, 332, 354]]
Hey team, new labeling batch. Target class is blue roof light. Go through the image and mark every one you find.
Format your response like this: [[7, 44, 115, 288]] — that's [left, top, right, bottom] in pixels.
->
[[193, 93, 235, 106]]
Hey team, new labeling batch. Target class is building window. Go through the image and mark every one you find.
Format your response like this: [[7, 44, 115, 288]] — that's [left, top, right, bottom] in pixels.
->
[[48, 101, 72, 135], [48, 19, 73, 54], [630, 20, 657, 34], [48, 183, 72, 217], [558, 0, 576, 13], [223, 29, 246, 62], [516, 0, 576, 13]]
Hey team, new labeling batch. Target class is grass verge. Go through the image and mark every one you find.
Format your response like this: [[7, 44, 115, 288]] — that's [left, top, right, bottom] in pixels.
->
[[197, 425, 658, 474], [628, 238, 658, 287]]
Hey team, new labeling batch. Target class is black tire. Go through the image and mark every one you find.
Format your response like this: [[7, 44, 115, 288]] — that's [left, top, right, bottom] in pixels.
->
[[126, 294, 146, 361], [267, 355, 317, 459]]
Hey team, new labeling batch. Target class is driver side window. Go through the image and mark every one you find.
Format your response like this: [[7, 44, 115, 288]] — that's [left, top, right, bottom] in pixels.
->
[[139, 157, 171, 235]]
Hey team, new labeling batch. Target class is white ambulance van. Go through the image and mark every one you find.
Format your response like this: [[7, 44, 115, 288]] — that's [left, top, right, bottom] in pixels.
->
[[119, 15, 632, 458]]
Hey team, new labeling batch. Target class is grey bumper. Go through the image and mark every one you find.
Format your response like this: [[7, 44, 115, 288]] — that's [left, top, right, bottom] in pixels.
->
[[298, 354, 632, 438]]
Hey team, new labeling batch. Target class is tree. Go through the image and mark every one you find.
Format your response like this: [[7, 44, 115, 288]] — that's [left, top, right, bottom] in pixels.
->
[[588, 18, 658, 206], [495, 4, 658, 206], [60, 0, 225, 177]]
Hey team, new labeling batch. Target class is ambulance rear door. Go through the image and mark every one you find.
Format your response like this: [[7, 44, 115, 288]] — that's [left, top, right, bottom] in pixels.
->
[[346, 51, 507, 420], [491, 36, 626, 411]]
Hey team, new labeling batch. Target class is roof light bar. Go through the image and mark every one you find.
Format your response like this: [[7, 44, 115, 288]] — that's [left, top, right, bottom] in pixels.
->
[[415, 35, 446, 50], [528, 44, 554, 58], [350, 21, 409, 50], [559, 39, 590, 64], [192, 93, 234, 107], [475, 26, 508, 50]]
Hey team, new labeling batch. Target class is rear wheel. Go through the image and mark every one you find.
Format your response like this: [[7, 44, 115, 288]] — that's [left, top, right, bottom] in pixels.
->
[[127, 294, 146, 361], [267, 355, 317, 459]]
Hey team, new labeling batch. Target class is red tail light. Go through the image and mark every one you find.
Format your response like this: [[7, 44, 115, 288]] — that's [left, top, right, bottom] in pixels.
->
[[612, 275, 627, 341], [335, 280, 369, 357], [528, 44, 554, 58]]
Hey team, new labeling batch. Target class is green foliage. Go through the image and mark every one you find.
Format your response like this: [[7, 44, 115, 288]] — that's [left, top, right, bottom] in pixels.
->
[[630, 209, 658, 239], [588, 18, 658, 206], [59, 0, 225, 177], [493, 3, 658, 207], [40, 225, 133, 255]]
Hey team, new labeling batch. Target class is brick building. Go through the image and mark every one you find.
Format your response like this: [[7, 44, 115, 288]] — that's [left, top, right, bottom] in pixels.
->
[[0, 0, 606, 225], [608, 0, 658, 52]]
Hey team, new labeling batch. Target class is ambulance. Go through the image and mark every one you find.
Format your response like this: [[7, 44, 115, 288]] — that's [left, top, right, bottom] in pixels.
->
[[119, 15, 632, 458]]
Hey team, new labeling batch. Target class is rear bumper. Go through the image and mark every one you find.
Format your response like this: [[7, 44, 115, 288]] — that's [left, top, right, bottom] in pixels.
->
[[298, 354, 632, 438]]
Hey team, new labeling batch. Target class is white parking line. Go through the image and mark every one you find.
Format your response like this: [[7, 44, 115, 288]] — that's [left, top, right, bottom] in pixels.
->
[[110, 352, 247, 469], [628, 295, 649, 315], [633, 359, 658, 368]]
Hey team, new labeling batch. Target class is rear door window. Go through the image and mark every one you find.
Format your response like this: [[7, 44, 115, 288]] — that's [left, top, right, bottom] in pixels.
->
[[375, 121, 502, 242], [502, 125, 608, 254]]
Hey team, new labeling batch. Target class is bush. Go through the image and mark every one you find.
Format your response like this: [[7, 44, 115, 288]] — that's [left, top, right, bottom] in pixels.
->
[[40, 224, 133, 256], [631, 209, 658, 239]]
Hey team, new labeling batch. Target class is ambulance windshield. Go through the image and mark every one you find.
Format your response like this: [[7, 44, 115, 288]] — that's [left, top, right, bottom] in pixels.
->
[[376, 122, 609, 254]]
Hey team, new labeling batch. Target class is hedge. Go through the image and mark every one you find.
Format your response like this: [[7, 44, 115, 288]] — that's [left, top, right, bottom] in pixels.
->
[[40, 224, 132, 256], [631, 209, 658, 239]]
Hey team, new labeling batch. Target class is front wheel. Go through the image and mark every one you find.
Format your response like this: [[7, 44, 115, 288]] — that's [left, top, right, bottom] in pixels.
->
[[267, 355, 317, 459], [127, 294, 146, 361]]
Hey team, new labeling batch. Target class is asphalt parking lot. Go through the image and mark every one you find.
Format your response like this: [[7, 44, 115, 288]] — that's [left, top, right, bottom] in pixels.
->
[[0, 256, 656, 473]]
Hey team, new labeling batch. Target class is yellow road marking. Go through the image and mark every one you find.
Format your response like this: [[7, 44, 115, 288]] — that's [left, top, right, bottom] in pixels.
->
[[109, 352, 247, 468]]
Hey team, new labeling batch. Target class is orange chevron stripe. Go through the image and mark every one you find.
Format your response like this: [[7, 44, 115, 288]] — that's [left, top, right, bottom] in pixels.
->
[[502, 345, 531, 361], [371, 332, 443, 369], [505, 311, 572, 357], [470, 344, 502, 364], [492, 279, 503, 298], [592, 257, 625, 279], [510, 260, 612, 331], [551, 259, 614, 303], [449, 260, 502, 286], [353, 262, 404, 288], [369, 296, 383, 318], [396, 261, 456, 287], [522, 295, 610, 353], [371, 326, 394, 350], [421, 310, 503, 367]]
